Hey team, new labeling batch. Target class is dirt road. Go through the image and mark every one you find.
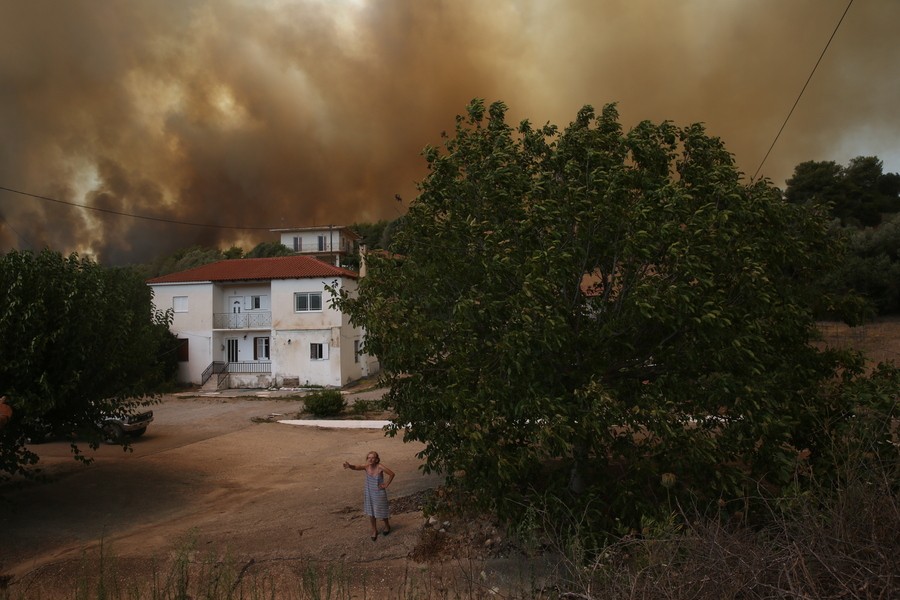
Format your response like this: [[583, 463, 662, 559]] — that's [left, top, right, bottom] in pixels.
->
[[0, 394, 447, 596]]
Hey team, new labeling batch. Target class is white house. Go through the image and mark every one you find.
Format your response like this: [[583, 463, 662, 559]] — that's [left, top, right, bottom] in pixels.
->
[[147, 255, 378, 389], [270, 225, 360, 267]]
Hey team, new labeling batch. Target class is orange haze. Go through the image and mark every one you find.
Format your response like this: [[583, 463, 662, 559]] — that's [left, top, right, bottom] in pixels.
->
[[1, 0, 898, 264]]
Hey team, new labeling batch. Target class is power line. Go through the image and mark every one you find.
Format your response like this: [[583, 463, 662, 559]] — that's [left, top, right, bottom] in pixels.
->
[[0, 207, 31, 249], [752, 0, 853, 181], [0, 184, 276, 231]]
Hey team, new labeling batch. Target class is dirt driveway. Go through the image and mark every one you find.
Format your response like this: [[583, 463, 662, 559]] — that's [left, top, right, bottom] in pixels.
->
[[0, 393, 449, 596]]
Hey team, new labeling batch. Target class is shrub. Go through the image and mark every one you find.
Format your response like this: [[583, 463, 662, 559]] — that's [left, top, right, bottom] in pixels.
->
[[302, 390, 345, 417], [349, 399, 377, 415]]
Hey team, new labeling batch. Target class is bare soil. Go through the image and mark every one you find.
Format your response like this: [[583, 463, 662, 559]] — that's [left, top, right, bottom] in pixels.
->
[[0, 392, 541, 599], [1, 319, 895, 598]]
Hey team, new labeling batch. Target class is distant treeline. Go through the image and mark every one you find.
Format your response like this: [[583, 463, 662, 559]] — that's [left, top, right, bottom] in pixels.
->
[[784, 156, 900, 317]]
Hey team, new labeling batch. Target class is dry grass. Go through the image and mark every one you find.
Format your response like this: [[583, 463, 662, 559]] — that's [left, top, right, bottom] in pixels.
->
[[536, 471, 900, 600], [816, 317, 900, 369]]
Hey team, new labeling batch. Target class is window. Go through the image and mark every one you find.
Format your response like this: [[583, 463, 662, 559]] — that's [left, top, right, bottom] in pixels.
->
[[245, 295, 269, 310], [292, 236, 301, 252], [353, 339, 360, 363], [317, 235, 327, 251], [294, 292, 323, 312], [173, 296, 188, 313], [177, 338, 189, 362], [310, 342, 328, 360], [254, 337, 270, 360]]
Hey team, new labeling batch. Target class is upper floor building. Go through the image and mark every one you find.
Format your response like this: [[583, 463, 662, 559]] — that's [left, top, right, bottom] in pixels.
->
[[270, 225, 360, 268]]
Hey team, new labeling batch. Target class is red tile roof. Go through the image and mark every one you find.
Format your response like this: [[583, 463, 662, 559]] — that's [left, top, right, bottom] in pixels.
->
[[147, 255, 358, 284]]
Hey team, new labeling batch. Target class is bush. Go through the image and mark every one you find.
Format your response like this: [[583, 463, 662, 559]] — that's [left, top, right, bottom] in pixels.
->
[[349, 399, 384, 415], [302, 390, 345, 417]]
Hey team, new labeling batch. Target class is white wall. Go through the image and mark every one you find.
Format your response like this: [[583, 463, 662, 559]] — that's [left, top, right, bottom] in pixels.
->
[[334, 279, 372, 384], [278, 229, 350, 254], [150, 282, 214, 384], [270, 328, 340, 387], [269, 278, 346, 387]]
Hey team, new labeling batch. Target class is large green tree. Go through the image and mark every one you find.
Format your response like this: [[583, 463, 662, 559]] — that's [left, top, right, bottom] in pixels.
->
[[0, 250, 177, 477], [244, 241, 293, 258], [351, 220, 391, 250], [785, 156, 900, 226], [336, 100, 893, 530], [822, 212, 900, 315], [139, 245, 225, 279]]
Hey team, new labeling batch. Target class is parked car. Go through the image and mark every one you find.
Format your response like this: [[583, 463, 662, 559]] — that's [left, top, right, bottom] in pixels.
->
[[99, 410, 154, 444], [24, 409, 154, 444]]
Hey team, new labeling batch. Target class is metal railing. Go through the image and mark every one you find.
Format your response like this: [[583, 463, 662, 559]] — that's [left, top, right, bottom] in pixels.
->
[[201, 360, 271, 388], [219, 361, 271, 389], [217, 363, 229, 389], [227, 361, 271, 374], [201, 361, 227, 386], [213, 312, 272, 329]]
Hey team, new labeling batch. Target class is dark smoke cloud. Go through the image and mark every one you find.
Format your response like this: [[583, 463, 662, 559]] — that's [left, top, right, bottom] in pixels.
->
[[1, 0, 898, 265]]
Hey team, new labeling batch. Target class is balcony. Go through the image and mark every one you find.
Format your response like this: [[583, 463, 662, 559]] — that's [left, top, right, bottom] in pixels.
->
[[213, 312, 272, 329]]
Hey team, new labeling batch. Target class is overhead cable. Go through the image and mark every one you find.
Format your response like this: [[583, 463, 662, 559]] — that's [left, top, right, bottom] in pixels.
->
[[0, 184, 276, 231], [752, 0, 853, 181]]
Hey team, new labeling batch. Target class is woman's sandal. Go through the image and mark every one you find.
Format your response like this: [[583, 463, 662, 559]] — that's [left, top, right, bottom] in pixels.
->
[[382, 529, 391, 536], [371, 533, 378, 542]]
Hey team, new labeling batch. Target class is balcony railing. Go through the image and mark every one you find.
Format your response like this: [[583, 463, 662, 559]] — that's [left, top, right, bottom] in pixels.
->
[[213, 312, 271, 329], [227, 361, 271, 374]]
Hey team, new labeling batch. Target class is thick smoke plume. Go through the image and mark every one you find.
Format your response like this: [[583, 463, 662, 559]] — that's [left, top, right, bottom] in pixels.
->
[[1, 0, 898, 265]]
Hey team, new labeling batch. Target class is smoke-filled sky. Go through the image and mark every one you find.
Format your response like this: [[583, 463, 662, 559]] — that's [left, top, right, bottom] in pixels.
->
[[1, 0, 898, 265]]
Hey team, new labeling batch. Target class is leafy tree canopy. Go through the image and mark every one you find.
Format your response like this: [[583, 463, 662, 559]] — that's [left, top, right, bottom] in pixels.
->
[[821, 212, 900, 315], [0, 250, 177, 478], [336, 100, 897, 532], [351, 220, 391, 250], [139, 245, 225, 279], [137, 241, 290, 279], [223, 245, 244, 259], [785, 156, 900, 226], [244, 241, 293, 258]]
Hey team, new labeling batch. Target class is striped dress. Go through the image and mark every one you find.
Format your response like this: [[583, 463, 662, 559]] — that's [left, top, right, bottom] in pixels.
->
[[363, 469, 390, 518]]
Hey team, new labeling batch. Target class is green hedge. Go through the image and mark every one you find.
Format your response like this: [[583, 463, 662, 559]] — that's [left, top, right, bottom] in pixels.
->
[[303, 390, 346, 417]]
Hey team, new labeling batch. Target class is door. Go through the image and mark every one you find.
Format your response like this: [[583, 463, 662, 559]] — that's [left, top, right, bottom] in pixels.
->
[[227, 338, 239, 363], [230, 299, 242, 328]]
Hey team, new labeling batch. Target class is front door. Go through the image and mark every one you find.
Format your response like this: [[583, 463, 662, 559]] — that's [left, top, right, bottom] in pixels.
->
[[227, 338, 239, 363]]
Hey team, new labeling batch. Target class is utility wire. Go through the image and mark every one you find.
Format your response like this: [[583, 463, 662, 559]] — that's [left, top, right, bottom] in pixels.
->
[[0, 184, 276, 231], [0, 206, 30, 249], [752, 0, 853, 181]]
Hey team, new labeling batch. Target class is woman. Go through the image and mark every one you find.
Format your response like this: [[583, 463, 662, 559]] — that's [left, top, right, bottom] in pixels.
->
[[343, 451, 395, 541]]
